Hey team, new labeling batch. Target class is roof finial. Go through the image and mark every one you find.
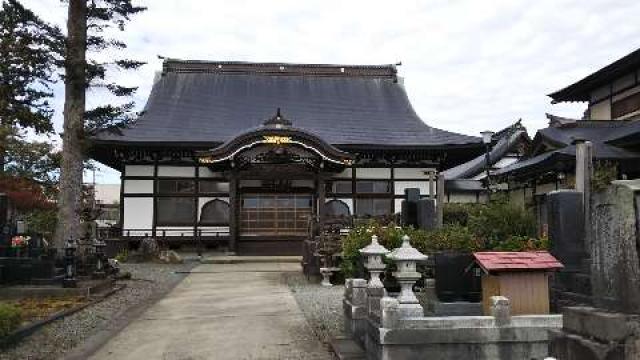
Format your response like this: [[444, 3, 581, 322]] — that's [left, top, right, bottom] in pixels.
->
[[264, 108, 292, 127]]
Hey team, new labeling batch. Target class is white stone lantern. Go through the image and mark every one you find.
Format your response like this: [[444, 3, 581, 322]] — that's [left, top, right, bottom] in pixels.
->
[[387, 235, 428, 317], [359, 235, 390, 288]]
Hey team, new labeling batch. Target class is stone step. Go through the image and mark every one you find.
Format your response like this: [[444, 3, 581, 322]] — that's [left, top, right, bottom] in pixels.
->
[[199, 255, 302, 264], [330, 337, 366, 360]]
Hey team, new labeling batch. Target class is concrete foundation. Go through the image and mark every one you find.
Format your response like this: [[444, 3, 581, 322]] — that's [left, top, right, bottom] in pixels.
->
[[343, 279, 561, 360]]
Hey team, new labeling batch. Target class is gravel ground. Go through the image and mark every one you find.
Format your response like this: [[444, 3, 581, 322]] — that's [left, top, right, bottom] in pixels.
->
[[284, 273, 345, 344], [0, 261, 196, 360]]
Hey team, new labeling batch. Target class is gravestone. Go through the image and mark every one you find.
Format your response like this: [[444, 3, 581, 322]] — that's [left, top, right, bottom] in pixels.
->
[[547, 190, 586, 270], [401, 188, 420, 227], [590, 180, 640, 313], [416, 199, 437, 231]]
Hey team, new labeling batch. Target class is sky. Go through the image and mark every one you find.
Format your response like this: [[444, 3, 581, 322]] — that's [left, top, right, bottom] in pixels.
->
[[19, 0, 640, 184]]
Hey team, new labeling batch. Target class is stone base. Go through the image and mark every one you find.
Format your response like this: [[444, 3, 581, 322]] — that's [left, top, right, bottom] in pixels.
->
[[398, 303, 424, 318], [550, 306, 640, 360]]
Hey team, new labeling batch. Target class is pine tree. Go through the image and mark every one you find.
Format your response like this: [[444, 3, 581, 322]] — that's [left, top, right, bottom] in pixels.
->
[[56, 0, 146, 247], [0, 0, 62, 174]]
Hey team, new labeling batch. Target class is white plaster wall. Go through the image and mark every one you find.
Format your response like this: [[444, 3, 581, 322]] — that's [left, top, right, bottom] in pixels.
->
[[394, 198, 403, 214], [123, 197, 153, 235], [394, 168, 434, 179], [125, 165, 154, 177], [94, 184, 120, 204], [157, 166, 195, 177], [199, 167, 225, 178], [355, 168, 391, 179], [590, 100, 611, 120], [123, 180, 153, 194], [325, 198, 353, 214], [333, 168, 352, 179], [198, 197, 230, 218], [394, 181, 431, 196]]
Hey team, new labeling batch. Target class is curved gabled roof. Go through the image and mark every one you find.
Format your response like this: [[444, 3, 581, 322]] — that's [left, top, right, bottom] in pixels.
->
[[93, 60, 479, 148]]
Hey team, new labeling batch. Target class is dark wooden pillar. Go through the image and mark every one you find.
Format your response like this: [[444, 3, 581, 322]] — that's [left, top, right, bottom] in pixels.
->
[[317, 173, 326, 220], [228, 172, 238, 254]]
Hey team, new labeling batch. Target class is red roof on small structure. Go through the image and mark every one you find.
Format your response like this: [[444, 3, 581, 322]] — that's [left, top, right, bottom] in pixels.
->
[[472, 251, 563, 273]]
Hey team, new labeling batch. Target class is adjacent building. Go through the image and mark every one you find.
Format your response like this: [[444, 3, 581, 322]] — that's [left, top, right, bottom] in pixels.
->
[[90, 60, 483, 254]]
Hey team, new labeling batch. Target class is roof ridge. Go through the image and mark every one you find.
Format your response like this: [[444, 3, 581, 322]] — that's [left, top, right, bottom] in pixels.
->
[[161, 59, 398, 79]]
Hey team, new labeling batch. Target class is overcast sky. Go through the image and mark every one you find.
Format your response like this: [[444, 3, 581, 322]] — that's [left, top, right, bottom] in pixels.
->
[[20, 0, 640, 184]]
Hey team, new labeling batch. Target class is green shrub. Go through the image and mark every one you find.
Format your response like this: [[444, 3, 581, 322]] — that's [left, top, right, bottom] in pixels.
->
[[467, 199, 537, 249], [443, 203, 482, 226], [0, 303, 22, 338]]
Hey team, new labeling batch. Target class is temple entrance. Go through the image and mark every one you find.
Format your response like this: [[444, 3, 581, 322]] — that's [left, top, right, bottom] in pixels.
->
[[240, 193, 313, 236]]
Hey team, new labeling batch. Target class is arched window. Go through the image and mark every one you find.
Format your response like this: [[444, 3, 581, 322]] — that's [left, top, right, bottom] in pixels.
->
[[325, 200, 350, 217], [199, 199, 230, 225]]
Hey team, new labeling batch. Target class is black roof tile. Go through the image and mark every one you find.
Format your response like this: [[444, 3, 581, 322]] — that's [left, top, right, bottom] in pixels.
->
[[93, 60, 480, 148]]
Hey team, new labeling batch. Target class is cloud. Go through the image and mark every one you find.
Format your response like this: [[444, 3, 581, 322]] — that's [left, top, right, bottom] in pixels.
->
[[19, 0, 640, 183]]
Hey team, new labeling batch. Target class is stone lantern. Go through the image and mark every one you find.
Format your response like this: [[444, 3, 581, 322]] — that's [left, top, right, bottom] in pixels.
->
[[93, 238, 107, 279], [387, 234, 427, 317], [359, 235, 390, 288]]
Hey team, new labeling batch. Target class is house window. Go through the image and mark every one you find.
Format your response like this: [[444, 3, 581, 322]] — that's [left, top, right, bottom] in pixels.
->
[[199, 199, 230, 225], [199, 181, 230, 194], [355, 198, 391, 216], [356, 181, 390, 194], [156, 197, 195, 226], [158, 180, 195, 194], [327, 181, 352, 194], [612, 92, 640, 118]]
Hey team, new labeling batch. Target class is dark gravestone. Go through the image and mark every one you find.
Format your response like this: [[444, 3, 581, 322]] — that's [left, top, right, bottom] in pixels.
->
[[434, 253, 481, 302], [401, 188, 420, 227], [416, 199, 437, 231], [547, 190, 586, 270]]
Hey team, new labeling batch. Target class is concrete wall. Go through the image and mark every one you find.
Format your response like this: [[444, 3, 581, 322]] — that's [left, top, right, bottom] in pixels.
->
[[343, 280, 562, 360]]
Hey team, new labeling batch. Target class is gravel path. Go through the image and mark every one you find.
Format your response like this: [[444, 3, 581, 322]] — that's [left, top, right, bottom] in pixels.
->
[[0, 262, 195, 360], [284, 273, 345, 344]]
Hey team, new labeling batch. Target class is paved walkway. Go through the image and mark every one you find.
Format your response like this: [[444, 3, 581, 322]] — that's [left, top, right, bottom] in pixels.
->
[[89, 263, 331, 360]]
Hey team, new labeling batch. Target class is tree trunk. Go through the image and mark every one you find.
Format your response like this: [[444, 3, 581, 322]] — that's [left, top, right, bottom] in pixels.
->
[[55, 0, 87, 249]]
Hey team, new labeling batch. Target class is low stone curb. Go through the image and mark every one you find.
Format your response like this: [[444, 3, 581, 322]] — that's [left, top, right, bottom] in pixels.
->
[[0, 283, 126, 349]]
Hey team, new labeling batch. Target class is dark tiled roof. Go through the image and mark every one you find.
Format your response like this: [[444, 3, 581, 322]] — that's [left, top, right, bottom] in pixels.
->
[[549, 47, 640, 103], [494, 119, 640, 177], [93, 60, 480, 148], [473, 251, 563, 273], [442, 121, 528, 180]]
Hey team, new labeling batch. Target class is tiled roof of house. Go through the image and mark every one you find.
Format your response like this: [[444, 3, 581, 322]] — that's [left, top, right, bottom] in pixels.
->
[[473, 251, 563, 273], [92, 59, 480, 148], [549, 47, 640, 103]]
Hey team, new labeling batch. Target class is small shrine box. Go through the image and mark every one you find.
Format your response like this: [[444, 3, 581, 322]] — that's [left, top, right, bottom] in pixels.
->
[[472, 251, 563, 315]]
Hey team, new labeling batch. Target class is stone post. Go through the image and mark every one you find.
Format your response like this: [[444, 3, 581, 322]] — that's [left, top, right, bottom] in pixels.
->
[[387, 235, 428, 317], [491, 296, 511, 326], [380, 296, 400, 329], [343, 278, 368, 346], [574, 139, 592, 249], [436, 173, 445, 229]]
